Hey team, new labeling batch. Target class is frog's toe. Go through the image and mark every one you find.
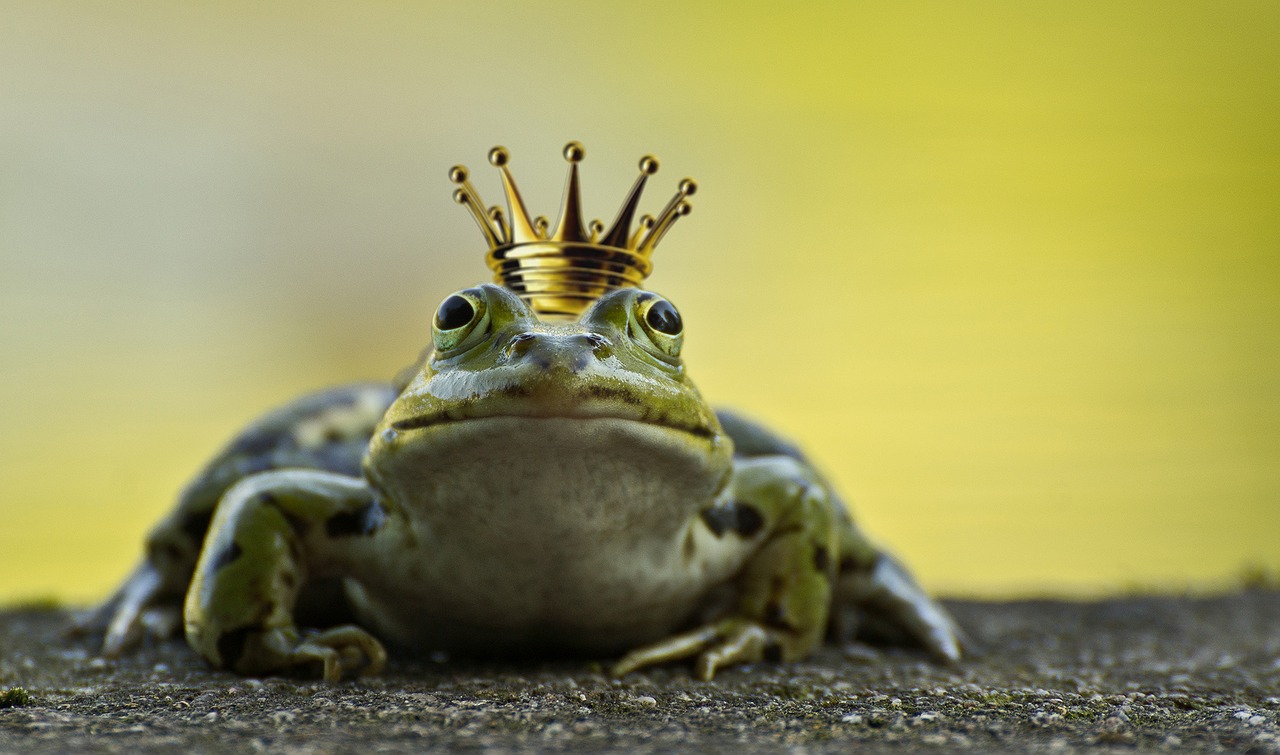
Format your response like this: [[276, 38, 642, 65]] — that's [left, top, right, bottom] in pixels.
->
[[613, 619, 788, 681], [101, 606, 147, 658], [94, 563, 180, 657], [293, 626, 388, 683], [691, 623, 772, 681], [206, 624, 387, 683]]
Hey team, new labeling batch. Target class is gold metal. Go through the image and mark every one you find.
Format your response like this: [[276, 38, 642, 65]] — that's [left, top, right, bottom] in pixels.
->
[[450, 142, 696, 320]]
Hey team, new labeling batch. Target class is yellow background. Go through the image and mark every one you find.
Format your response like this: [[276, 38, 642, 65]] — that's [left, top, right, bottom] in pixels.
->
[[3, 2, 1277, 604]]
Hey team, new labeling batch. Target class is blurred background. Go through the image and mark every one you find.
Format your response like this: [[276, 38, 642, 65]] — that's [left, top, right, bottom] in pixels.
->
[[2, 1, 1277, 604]]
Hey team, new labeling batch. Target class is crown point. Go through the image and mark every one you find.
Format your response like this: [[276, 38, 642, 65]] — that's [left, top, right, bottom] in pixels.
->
[[563, 141, 585, 162], [449, 165, 468, 183], [677, 200, 693, 215], [488, 146, 510, 167], [452, 188, 468, 204], [679, 178, 697, 196], [639, 155, 659, 174]]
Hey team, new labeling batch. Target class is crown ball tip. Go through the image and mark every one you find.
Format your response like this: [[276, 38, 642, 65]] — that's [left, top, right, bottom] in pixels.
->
[[449, 165, 468, 183], [639, 155, 659, 174], [488, 146, 510, 166], [563, 141, 585, 162], [679, 178, 698, 196], [452, 188, 468, 204]]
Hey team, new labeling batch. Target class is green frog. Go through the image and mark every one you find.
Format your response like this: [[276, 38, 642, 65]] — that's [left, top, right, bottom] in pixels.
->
[[84, 145, 963, 682]]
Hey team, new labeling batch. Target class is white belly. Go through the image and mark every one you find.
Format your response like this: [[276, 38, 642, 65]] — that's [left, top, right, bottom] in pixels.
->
[[351, 416, 743, 654]]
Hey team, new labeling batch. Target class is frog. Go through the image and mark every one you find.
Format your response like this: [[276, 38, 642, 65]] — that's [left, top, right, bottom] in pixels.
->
[[82, 144, 963, 682], [81, 282, 962, 682]]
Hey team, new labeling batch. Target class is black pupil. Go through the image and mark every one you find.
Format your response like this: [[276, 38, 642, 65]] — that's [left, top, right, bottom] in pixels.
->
[[645, 300, 682, 335], [436, 295, 475, 331]]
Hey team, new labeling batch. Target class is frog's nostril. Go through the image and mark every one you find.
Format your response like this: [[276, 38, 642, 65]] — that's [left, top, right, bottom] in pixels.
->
[[504, 332, 538, 359], [582, 333, 613, 356]]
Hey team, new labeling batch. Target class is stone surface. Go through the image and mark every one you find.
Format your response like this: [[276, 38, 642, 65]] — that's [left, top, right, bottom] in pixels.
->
[[1, 591, 1278, 752]]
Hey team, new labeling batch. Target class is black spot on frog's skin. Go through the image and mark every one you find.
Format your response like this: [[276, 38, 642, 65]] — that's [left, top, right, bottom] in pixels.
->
[[216, 626, 255, 670], [700, 501, 766, 539], [700, 506, 733, 537], [764, 601, 793, 631], [838, 555, 858, 574], [813, 545, 830, 574], [228, 428, 296, 458], [733, 503, 765, 537], [763, 642, 783, 663], [209, 541, 244, 572], [325, 501, 386, 538], [180, 511, 214, 544]]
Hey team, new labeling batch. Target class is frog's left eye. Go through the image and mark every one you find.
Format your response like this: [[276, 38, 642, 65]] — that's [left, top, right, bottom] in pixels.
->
[[633, 295, 684, 360], [432, 289, 489, 354], [645, 299, 683, 336]]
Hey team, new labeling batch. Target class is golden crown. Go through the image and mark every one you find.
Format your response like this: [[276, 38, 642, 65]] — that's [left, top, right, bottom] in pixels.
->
[[449, 142, 696, 320]]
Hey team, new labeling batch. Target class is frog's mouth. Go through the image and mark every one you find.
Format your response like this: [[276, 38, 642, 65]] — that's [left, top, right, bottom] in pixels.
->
[[391, 406, 717, 442]]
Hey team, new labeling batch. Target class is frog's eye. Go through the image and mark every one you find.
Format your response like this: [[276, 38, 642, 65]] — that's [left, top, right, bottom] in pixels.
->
[[432, 289, 489, 354], [436, 295, 475, 330], [632, 295, 684, 360], [645, 299, 683, 336]]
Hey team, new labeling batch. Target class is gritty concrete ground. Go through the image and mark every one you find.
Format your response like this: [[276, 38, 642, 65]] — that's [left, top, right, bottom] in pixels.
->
[[0, 591, 1277, 753]]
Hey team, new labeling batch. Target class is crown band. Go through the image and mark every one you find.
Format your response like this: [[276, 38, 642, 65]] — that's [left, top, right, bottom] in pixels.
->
[[449, 142, 695, 320]]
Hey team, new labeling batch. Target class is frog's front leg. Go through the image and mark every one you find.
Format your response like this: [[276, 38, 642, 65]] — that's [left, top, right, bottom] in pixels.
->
[[183, 469, 388, 682], [614, 456, 838, 681]]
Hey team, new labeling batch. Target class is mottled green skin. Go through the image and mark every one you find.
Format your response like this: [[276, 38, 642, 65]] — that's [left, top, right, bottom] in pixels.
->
[[89, 285, 961, 682]]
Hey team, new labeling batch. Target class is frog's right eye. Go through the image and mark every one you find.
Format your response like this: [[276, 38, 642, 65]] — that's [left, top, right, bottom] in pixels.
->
[[432, 289, 489, 353]]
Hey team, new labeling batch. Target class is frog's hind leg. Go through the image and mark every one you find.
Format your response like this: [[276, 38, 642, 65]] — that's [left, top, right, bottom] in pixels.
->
[[832, 516, 964, 663], [83, 383, 398, 657], [713, 408, 964, 663]]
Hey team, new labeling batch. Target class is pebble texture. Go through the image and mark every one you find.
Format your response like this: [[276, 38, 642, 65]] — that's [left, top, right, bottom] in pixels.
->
[[1, 591, 1277, 752]]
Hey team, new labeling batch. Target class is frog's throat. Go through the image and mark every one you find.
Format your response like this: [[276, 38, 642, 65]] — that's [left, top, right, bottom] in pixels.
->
[[390, 410, 717, 442]]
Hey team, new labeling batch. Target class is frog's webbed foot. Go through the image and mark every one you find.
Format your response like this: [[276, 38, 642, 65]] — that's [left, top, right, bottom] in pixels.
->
[[296, 626, 387, 683], [214, 624, 386, 684], [841, 553, 966, 663], [613, 618, 795, 681], [68, 561, 183, 656]]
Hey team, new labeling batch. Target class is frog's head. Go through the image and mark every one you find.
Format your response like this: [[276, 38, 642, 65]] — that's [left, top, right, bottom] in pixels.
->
[[368, 284, 732, 509]]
